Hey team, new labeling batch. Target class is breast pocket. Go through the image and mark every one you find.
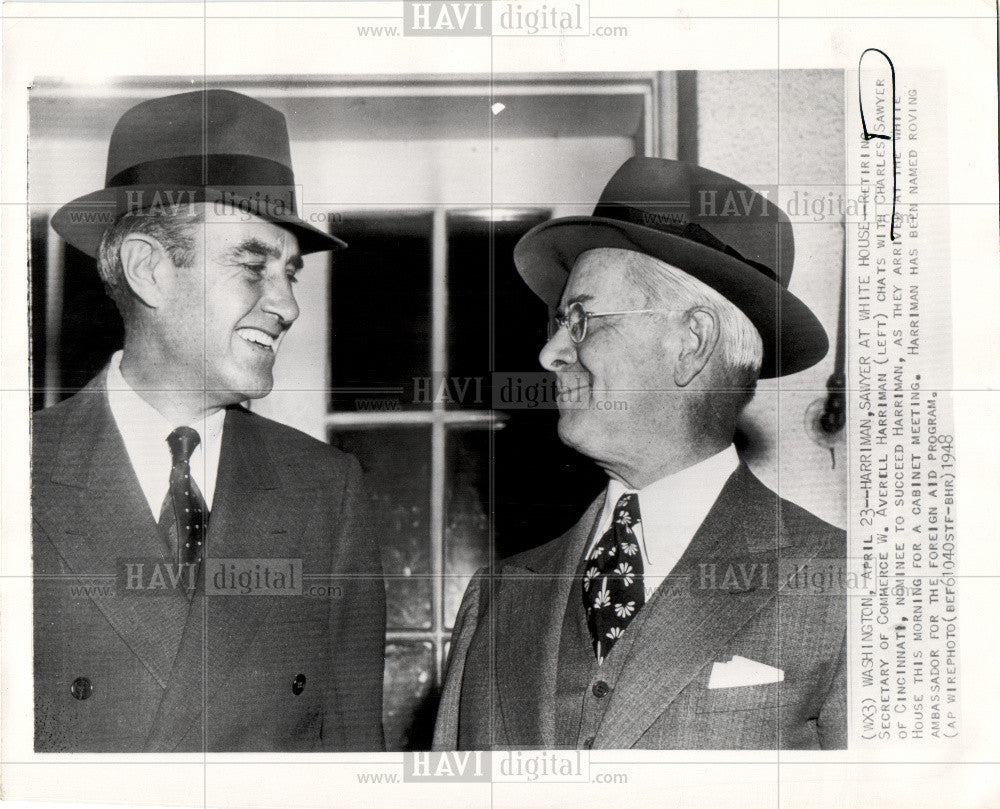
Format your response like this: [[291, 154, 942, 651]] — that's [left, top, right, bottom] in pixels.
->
[[695, 681, 798, 714]]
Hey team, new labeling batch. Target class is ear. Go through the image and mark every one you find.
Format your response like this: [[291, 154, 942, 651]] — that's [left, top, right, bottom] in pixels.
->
[[119, 234, 170, 308], [672, 307, 720, 387]]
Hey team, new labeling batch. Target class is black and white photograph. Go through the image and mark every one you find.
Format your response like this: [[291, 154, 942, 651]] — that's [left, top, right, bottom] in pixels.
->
[[27, 69, 848, 754], [1, 2, 997, 807]]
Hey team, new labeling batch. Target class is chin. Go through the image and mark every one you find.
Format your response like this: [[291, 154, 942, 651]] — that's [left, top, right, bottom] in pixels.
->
[[217, 371, 274, 405], [556, 411, 592, 453], [242, 387, 273, 402], [558, 410, 623, 467], [241, 378, 275, 401]]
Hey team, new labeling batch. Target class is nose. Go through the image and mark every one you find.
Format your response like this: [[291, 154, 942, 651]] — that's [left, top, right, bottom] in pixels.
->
[[261, 274, 300, 327], [539, 325, 577, 371]]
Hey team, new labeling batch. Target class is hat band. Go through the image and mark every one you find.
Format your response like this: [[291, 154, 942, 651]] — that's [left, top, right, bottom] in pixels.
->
[[107, 153, 296, 190], [592, 203, 781, 284]]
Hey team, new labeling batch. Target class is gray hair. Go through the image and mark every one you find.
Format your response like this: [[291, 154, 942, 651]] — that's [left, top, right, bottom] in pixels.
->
[[620, 248, 764, 401], [96, 207, 204, 313]]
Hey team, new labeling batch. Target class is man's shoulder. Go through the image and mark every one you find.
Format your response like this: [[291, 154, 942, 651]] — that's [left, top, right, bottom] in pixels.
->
[[500, 534, 571, 571], [33, 396, 73, 436], [671, 463, 846, 558], [740, 470, 845, 557], [33, 380, 104, 426], [226, 406, 361, 478], [32, 383, 107, 463], [777, 492, 845, 551], [452, 534, 573, 619]]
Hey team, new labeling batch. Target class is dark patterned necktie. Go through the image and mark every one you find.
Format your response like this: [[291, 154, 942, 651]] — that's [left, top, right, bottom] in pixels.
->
[[582, 492, 645, 664], [159, 426, 209, 569]]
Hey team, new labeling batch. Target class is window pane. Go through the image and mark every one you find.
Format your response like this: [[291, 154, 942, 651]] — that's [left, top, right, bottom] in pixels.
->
[[445, 209, 550, 410], [58, 242, 125, 399], [383, 641, 435, 752], [493, 410, 606, 559], [329, 428, 431, 630], [444, 429, 491, 628], [329, 212, 432, 411]]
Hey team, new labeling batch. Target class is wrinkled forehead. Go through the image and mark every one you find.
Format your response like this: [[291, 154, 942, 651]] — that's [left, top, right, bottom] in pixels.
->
[[560, 247, 653, 309]]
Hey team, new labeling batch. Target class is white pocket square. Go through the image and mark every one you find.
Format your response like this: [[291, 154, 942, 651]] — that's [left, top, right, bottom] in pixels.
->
[[707, 655, 784, 689]]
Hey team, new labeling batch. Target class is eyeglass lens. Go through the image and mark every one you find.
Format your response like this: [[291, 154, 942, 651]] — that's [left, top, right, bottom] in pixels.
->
[[547, 302, 587, 342]]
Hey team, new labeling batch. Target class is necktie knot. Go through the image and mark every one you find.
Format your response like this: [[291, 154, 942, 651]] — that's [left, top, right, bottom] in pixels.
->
[[167, 426, 201, 464], [613, 492, 639, 525]]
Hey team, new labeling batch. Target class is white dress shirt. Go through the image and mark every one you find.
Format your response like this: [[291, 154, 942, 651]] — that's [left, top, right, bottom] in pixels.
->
[[105, 350, 226, 517], [587, 444, 740, 601]]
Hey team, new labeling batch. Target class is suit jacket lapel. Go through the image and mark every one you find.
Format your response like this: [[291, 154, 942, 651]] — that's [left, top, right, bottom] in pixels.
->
[[144, 406, 306, 751], [595, 464, 815, 748], [42, 373, 190, 689], [494, 496, 603, 748]]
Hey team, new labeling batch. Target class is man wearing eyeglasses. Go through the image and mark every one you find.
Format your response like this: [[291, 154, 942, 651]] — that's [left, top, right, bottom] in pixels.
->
[[433, 157, 846, 750]]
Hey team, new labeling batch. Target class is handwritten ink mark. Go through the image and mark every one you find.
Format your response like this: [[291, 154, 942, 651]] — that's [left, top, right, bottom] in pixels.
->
[[858, 48, 899, 241]]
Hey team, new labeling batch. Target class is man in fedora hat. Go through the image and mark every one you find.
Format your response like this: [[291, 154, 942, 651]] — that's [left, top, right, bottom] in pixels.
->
[[434, 157, 846, 750], [33, 89, 385, 752]]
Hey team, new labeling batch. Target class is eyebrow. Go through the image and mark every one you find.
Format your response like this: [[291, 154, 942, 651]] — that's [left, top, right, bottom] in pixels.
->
[[560, 294, 594, 308], [230, 237, 303, 271]]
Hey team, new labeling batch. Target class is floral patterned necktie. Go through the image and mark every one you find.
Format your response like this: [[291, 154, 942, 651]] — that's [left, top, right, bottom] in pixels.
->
[[582, 492, 645, 664]]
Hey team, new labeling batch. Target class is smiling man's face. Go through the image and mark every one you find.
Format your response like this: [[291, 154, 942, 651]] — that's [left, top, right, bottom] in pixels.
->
[[155, 205, 302, 410], [538, 248, 682, 480]]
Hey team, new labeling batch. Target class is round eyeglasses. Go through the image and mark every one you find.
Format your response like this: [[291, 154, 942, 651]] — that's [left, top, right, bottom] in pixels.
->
[[548, 301, 679, 344]]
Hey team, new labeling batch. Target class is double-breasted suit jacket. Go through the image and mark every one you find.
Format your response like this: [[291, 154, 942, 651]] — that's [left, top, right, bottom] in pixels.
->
[[433, 464, 846, 750], [32, 371, 385, 752]]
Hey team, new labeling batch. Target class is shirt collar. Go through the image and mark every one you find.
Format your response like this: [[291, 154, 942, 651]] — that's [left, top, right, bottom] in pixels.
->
[[600, 444, 740, 567], [605, 444, 740, 509]]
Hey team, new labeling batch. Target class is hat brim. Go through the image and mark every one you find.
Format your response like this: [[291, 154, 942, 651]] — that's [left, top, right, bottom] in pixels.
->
[[50, 185, 346, 259], [513, 216, 829, 379]]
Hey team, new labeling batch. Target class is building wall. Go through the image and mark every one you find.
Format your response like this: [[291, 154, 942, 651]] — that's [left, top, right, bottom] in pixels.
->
[[694, 69, 847, 527]]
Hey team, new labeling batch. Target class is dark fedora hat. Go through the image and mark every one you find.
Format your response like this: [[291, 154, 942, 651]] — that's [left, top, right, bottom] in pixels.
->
[[51, 89, 345, 258], [513, 157, 828, 378]]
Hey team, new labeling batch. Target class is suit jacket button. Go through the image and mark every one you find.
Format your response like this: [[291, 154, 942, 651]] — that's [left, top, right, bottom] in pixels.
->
[[583, 737, 594, 749], [70, 677, 92, 701], [292, 673, 306, 695], [592, 680, 610, 698]]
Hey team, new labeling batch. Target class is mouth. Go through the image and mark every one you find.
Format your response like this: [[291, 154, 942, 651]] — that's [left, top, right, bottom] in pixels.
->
[[556, 384, 590, 405], [235, 326, 280, 353]]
